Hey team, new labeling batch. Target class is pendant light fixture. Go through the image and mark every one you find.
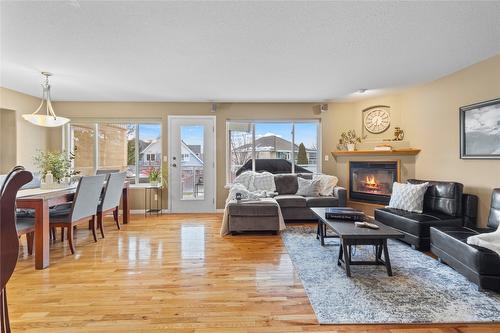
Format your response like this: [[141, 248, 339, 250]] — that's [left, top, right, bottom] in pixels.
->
[[22, 72, 70, 127]]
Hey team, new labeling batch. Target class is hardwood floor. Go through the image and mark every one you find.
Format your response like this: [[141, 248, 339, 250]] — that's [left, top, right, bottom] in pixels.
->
[[8, 214, 500, 332]]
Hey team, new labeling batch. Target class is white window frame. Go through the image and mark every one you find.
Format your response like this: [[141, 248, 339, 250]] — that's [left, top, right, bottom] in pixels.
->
[[65, 120, 162, 184], [225, 119, 321, 185]]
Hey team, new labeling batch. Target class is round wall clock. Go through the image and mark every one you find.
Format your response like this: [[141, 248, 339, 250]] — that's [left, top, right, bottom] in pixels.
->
[[363, 108, 391, 134]]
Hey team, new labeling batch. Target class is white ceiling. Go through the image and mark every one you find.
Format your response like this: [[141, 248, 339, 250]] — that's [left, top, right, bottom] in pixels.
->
[[1, 1, 499, 102]]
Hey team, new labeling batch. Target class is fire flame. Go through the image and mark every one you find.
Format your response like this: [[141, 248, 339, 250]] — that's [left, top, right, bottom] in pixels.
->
[[365, 175, 377, 186]]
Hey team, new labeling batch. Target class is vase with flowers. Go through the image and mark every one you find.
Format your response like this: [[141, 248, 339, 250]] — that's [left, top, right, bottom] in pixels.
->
[[33, 149, 80, 188], [147, 167, 162, 186], [337, 130, 362, 151]]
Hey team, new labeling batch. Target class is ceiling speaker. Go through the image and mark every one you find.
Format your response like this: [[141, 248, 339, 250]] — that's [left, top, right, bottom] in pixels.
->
[[320, 104, 328, 113], [211, 103, 217, 113]]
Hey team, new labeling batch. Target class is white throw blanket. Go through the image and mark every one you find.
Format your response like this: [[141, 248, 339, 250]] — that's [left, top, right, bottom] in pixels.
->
[[220, 171, 285, 236], [467, 227, 500, 256]]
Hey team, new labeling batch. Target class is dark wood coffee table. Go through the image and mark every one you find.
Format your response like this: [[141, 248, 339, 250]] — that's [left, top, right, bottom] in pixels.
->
[[311, 207, 404, 277]]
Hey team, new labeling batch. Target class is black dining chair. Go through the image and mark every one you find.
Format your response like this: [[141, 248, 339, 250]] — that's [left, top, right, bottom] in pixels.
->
[[1, 166, 33, 333], [17, 175, 106, 255], [97, 172, 127, 238]]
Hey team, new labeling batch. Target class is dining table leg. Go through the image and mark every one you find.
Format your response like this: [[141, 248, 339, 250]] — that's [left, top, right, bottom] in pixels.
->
[[34, 199, 50, 270], [122, 186, 130, 224]]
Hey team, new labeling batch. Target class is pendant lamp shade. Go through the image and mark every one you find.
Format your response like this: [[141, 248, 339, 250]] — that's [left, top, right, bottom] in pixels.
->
[[22, 72, 69, 127]]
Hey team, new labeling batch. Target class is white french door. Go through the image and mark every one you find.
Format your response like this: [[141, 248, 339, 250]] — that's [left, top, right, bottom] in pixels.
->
[[168, 116, 216, 213]]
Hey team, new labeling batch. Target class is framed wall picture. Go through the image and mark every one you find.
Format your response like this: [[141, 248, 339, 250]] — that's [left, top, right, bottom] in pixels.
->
[[460, 98, 500, 159]]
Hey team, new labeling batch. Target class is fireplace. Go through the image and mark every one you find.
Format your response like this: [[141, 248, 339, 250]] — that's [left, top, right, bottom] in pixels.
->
[[349, 161, 399, 205]]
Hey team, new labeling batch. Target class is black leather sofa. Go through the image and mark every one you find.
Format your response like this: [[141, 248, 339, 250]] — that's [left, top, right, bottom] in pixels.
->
[[430, 189, 500, 292], [374, 179, 477, 251]]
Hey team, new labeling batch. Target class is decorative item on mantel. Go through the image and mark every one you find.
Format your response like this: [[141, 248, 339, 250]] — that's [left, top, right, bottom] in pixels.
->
[[33, 149, 80, 189], [393, 127, 405, 141], [337, 130, 363, 151], [374, 144, 392, 151]]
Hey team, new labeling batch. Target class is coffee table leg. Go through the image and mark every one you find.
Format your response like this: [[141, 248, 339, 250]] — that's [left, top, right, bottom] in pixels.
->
[[375, 244, 382, 264], [337, 242, 343, 266], [342, 241, 351, 277], [316, 222, 320, 240], [383, 240, 393, 276], [320, 221, 325, 246]]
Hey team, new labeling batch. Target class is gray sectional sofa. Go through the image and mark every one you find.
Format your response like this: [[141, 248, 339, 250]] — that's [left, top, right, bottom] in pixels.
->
[[273, 174, 346, 220], [226, 170, 346, 234]]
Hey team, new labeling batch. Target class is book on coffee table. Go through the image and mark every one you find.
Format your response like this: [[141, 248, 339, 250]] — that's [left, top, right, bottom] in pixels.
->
[[325, 207, 365, 221]]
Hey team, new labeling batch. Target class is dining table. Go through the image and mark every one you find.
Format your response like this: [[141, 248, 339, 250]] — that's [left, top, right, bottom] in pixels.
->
[[16, 181, 130, 269]]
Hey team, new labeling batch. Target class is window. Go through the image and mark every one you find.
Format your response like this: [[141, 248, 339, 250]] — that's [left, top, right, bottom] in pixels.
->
[[68, 122, 161, 184], [226, 120, 320, 183], [70, 124, 96, 176]]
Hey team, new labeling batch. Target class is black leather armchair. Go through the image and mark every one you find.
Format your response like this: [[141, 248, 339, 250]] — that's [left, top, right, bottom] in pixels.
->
[[430, 189, 500, 292], [374, 180, 477, 251]]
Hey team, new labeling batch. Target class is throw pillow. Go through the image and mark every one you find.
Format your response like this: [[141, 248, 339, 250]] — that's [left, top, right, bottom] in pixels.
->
[[295, 177, 322, 197], [313, 174, 339, 196], [249, 171, 276, 192], [387, 182, 429, 213], [233, 171, 254, 189]]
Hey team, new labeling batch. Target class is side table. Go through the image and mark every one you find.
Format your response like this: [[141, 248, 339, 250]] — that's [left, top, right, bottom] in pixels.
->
[[145, 184, 163, 216]]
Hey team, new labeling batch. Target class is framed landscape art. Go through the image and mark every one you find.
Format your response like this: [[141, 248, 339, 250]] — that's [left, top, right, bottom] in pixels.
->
[[460, 98, 500, 159]]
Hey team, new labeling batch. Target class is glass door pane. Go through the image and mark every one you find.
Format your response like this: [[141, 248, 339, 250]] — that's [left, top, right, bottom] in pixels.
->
[[180, 125, 204, 200]]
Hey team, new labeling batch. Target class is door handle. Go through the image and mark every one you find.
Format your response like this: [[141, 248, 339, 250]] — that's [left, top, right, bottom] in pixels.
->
[[172, 163, 177, 167]]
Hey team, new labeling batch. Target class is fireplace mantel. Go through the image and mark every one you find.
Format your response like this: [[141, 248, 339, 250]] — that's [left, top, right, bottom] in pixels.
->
[[331, 148, 420, 158]]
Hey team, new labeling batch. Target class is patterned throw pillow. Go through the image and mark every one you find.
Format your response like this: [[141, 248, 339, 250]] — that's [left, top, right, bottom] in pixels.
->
[[387, 182, 429, 213], [233, 171, 254, 189], [313, 174, 339, 196], [295, 177, 322, 197], [249, 171, 276, 192]]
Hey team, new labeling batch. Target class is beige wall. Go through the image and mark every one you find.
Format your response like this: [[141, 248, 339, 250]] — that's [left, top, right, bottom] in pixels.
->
[[3, 55, 498, 220], [328, 55, 500, 224], [0, 109, 17, 173], [0, 88, 48, 171], [49, 102, 338, 209]]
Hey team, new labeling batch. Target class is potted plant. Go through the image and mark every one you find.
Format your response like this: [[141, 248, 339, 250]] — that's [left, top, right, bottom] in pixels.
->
[[147, 167, 161, 186], [337, 130, 362, 151], [33, 149, 79, 188]]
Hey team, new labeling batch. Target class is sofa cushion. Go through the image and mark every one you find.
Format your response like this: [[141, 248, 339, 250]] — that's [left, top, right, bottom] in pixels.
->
[[227, 201, 279, 217], [487, 189, 500, 229], [408, 179, 463, 217], [388, 181, 429, 213], [296, 177, 321, 197], [274, 174, 298, 195], [248, 171, 276, 192], [375, 207, 463, 237], [431, 226, 500, 275], [305, 196, 339, 207], [274, 195, 307, 208]]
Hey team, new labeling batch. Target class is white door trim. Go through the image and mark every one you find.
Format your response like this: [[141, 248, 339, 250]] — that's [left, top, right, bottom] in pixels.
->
[[168, 115, 216, 212]]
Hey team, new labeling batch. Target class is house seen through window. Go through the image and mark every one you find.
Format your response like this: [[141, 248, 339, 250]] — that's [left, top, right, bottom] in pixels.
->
[[68, 122, 161, 184], [226, 120, 320, 183]]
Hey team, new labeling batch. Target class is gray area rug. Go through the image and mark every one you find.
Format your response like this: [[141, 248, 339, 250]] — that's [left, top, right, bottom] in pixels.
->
[[281, 225, 500, 324]]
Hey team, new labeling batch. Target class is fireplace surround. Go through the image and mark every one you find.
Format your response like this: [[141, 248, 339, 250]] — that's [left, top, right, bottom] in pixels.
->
[[349, 161, 400, 205]]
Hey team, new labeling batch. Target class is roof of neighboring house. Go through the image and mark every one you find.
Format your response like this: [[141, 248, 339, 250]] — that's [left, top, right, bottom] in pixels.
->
[[187, 144, 201, 156], [140, 140, 160, 154], [181, 140, 203, 166], [234, 135, 316, 152]]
